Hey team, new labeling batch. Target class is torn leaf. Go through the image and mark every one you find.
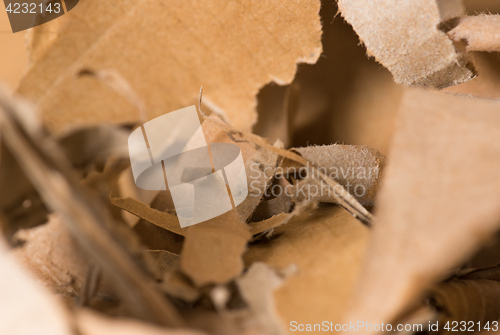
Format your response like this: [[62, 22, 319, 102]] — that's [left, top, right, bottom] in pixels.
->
[[18, 0, 322, 132], [338, 0, 477, 88], [448, 15, 500, 52]]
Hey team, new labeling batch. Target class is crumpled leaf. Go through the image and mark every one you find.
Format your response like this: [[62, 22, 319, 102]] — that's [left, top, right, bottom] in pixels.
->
[[345, 88, 500, 328], [338, 0, 477, 88], [201, 114, 373, 225], [18, 0, 322, 132]]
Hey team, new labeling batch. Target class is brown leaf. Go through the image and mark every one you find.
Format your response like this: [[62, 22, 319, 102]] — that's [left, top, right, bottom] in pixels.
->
[[25, 15, 68, 66], [180, 209, 251, 287], [201, 116, 280, 222], [292, 144, 387, 205], [459, 265, 500, 282], [448, 15, 500, 52], [345, 88, 500, 328], [429, 280, 500, 332], [338, 0, 476, 88], [245, 205, 369, 328], [18, 0, 322, 133], [11, 215, 92, 296], [0, 90, 183, 326], [18, 0, 140, 100], [248, 213, 289, 236], [201, 115, 373, 225], [0, 237, 72, 335]]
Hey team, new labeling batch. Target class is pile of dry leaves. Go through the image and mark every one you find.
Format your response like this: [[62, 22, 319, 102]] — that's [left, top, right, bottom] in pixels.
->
[[1, 0, 500, 334]]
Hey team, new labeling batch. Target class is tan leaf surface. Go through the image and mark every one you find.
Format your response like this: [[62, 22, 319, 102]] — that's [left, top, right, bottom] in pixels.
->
[[0, 237, 72, 335], [293, 144, 387, 205], [180, 209, 251, 287], [25, 15, 68, 66], [245, 205, 369, 328], [449, 15, 500, 52], [18, 0, 140, 98], [345, 88, 500, 330], [18, 0, 322, 133], [338, 0, 476, 88], [11, 215, 90, 296]]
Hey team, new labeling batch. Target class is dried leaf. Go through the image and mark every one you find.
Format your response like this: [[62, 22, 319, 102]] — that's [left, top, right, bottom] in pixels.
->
[[0, 90, 183, 326], [0, 237, 72, 335], [180, 209, 251, 287], [11, 215, 92, 296], [25, 15, 68, 66], [346, 88, 500, 327], [245, 205, 369, 328], [18, 0, 322, 132], [112, 196, 184, 236], [202, 115, 373, 225], [201, 116, 280, 222], [236, 262, 288, 335], [429, 279, 500, 331], [338, 0, 477, 88], [292, 145, 387, 205], [448, 15, 500, 52]]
